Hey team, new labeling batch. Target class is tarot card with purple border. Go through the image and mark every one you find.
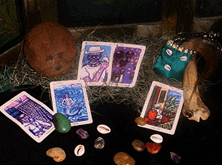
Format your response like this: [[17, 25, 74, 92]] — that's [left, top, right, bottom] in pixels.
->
[[139, 81, 184, 135], [110, 43, 146, 87], [50, 80, 93, 126], [0, 91, 55, 143], [77, 41, 115, 86]]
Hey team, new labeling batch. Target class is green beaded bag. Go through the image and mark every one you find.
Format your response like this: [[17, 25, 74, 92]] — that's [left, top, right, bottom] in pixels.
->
[[153, 40, 193, 81]]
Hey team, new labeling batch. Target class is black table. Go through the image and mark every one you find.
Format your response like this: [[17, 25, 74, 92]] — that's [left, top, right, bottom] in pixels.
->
[[1, 69, 222, 165]]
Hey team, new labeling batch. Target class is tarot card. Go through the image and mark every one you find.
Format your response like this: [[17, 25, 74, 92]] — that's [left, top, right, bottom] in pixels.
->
[[0, 91, 55, 143], [139, 81, 184, 135], [110, 43, 146, 87], [77, 41, 115, 86], [50, 80, 93, 126]]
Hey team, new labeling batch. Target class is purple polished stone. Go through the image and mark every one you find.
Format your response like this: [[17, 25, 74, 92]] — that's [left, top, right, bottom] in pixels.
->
[[76, 128, 89, 139], [170, 152, 181, 163]]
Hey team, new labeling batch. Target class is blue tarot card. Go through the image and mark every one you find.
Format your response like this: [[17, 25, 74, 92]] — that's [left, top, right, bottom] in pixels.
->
[[77, 41, 115, 86], [50, 80, 93, 126], [0, 91, 55, 143]]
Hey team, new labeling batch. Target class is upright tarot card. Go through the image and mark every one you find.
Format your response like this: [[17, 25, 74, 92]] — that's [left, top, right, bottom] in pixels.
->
[[50, 80, 93, 126], [0, 91, 55, 143], [110, 43, 146, 87], [77, 41, 115, 86], [139, 81, 184, 135]]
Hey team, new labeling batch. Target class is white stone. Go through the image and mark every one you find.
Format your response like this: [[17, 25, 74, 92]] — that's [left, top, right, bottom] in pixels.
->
[[150, 134, 163, 144], [97, 124, 111, 134], [74, 144, 85, 157]]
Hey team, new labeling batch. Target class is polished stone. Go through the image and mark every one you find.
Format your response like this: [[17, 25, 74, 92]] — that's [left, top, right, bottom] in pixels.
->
[[113, 152, 135, 165], [94, 137, 105, 149], [76, 128, 89, 139], [132, 139, 145, 152], [53, 113, 71, 133], [46, 147, 66, 162]]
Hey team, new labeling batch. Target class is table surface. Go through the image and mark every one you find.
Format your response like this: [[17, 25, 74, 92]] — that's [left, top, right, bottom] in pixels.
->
[[1, 61, 222, 165]]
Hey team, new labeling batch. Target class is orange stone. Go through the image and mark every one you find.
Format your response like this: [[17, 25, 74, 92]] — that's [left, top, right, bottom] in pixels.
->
[[146, 142, 162, 154]]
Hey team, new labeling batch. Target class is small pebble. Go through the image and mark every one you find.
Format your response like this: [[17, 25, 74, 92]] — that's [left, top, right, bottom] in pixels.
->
[[146, 142, 162, 154], [94, 137, 105, 149], [97, 124, 111, 134], [53, 113, 71, 133], [46, 147, 66, 162], [113, 152, 135, 165], [76, 128, 89, 139], [135, 117, 147, 126], [150, 134, 163, 144], [170, 152, 181, 163], [132, 139, 145, 152], [74, 144, 85, 157]]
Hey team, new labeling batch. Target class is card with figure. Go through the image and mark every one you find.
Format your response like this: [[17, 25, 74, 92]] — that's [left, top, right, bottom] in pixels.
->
[[0, 91, 55, 143], [77, 41, 115, 86], [139, 81, 184, 135], [50, 80, 93, 126], [110, 43, 146, 87]]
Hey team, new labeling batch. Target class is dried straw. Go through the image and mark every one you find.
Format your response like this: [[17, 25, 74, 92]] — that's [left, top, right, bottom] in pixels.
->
[[0, 30, 183, 112]]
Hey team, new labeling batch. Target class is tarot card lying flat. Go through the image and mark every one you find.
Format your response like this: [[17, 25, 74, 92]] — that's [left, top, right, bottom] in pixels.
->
[[139, 81, 184, 135], [50, 80, 93, 126], [110, 43, 146, 87], [0, 91, 55, 143], [77, 41, 115, 86]]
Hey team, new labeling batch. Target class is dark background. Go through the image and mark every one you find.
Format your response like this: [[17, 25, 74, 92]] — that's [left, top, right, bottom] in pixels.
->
[[0, 59, 222, 165]]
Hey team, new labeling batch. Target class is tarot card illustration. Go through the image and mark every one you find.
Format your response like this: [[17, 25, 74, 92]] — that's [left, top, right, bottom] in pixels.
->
[[139, 81, 184, 135], [50, 80, 93, 126], [77, 41, 115, 86], [0, 91, 55, 143], [110, 43, 146, 87]]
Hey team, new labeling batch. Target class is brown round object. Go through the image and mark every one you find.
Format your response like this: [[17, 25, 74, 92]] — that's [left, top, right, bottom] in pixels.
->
[[24, 22, 77, 78], [132, 139, 145, 152], [113, 152, 135, 165], [134, 117, 147, 126]]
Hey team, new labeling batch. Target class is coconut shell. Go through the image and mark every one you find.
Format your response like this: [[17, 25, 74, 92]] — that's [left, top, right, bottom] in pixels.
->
[[24, 22, 77, 78]]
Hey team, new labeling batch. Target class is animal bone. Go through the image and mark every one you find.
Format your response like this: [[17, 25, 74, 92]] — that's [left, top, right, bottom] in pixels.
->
[[182, 56, 210, 122]]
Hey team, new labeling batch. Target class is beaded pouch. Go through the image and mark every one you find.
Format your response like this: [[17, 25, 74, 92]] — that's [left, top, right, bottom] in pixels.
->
[[154, 40, 193, 81]]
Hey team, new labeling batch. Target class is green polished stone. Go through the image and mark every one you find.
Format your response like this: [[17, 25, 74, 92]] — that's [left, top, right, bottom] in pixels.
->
[[53, 113, 71, 133]]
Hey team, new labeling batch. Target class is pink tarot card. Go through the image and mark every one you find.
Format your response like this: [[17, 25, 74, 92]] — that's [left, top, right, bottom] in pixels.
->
[[139, 81, 184, 135], [109, 43, 146, 87], [77, 41, 115, 86], [0, 91, 55, 143]]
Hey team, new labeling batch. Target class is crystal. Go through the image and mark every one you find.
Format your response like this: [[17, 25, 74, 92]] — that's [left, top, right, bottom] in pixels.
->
[[76, 128, 89, 139], [94, 137, 105, 149], [170, 152, 181, 163]]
